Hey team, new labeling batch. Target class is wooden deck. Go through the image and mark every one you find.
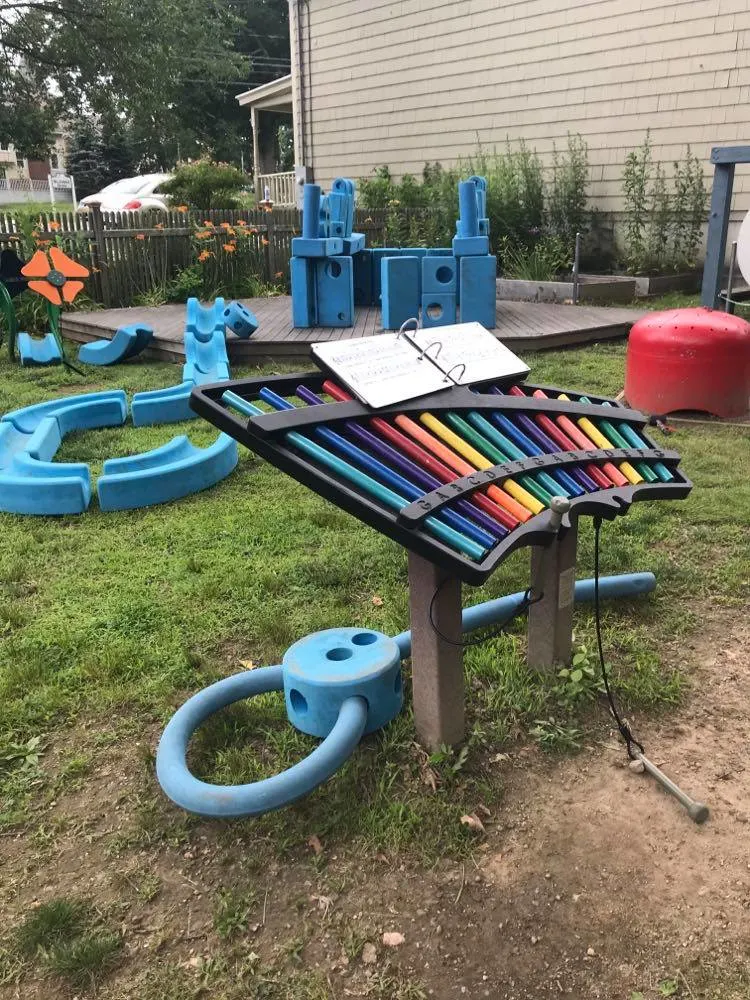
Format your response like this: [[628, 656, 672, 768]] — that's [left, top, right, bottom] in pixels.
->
[[61, 296, 644, 363]]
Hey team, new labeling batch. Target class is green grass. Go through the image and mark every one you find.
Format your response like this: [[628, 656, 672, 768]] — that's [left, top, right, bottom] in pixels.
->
[[12, 897, 123, 990], [0, 342, 748, 866]]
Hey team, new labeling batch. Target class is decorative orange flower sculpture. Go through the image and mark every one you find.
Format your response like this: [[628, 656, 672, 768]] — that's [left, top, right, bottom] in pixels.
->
[[21, 247, 89, 306]]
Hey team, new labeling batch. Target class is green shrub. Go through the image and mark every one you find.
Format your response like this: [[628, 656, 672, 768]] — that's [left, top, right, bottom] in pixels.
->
[[548, 133, 589, 246], [621, 133, 707, 273], [500, 235, 572, 281], [162, 160, 249, 210]]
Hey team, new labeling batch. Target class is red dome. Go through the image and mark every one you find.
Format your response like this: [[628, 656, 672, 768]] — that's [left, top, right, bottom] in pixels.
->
[[625, 307, 750, 418]]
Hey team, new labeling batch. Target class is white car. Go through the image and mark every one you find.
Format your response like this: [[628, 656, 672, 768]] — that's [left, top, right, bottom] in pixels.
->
[[77, 173, 173, 212]]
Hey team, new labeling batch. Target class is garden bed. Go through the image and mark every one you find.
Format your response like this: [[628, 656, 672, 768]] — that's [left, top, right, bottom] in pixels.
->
[[629, 269, 702, 297], [496, 273, 636, 304]]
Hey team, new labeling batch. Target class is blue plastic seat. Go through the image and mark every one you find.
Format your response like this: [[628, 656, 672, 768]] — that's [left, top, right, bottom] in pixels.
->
[[17, 332, 62, 367]]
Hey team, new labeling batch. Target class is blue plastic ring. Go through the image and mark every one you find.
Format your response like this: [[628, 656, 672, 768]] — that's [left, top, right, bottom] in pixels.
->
[[155, 665, 368, 817]]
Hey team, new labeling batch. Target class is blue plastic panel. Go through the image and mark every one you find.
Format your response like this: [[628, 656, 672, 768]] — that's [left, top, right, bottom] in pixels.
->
[[459, 254, 497, 329], [381, 256, 420, 330]]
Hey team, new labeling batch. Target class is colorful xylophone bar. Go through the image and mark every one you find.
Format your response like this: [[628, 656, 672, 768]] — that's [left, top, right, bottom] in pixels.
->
[[215, 378, 681, 578]]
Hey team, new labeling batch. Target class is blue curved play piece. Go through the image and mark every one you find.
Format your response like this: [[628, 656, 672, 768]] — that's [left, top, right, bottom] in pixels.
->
[[17, 332, 62, 367], [156, 666, 368, 817], [0, 390, 127, 515], [183, 329, 230, 383], [223, 301, 258, 339], [78, 324, 153, 366], [186, 297, 226, 341], [130, 381, 194, 427], [97, 432, 238, 511]]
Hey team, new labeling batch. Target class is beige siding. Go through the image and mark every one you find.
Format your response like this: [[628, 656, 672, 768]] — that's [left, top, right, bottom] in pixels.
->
[[291, 0, 750, 232]]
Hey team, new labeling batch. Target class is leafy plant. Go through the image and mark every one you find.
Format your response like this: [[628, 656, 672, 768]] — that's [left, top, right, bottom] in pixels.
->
[[548, 133, 590, 246], [428, 743, 469, 783], [645, 163, 671, 272], [530, 717, 582, 753], [622, 132, 652, 272], [554, 647, 603, 708], [162, 160, 248, 210], [658, 979, 680, 997], [500, 235, 571, 280], [671, 146, 707, 269], [213, 887, 257, 940]]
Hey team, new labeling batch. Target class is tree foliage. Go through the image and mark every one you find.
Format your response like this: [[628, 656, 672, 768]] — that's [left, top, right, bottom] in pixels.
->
[[0, 0, 245, 158], [65, 118, 137, 198], [161, 160, 248, 209]]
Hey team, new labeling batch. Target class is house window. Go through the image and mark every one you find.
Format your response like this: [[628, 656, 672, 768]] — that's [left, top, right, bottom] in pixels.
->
[[16, 154, 25, 168]]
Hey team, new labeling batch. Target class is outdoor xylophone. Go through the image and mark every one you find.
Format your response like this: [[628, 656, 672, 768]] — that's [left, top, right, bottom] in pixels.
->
[[155, 374, 691, 818]]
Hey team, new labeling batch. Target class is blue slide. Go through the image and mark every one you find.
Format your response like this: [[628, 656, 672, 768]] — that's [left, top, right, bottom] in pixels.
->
[[78, 324, 153, 366]]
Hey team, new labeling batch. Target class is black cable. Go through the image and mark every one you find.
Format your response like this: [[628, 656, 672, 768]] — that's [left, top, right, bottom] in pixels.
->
[[428, 578, 543, 648], [593, 517, 644, 759]]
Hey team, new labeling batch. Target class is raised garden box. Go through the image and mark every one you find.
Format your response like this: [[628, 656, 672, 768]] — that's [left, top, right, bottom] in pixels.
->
[[496, 274, 636, 305], [629, 270, 702, 298]]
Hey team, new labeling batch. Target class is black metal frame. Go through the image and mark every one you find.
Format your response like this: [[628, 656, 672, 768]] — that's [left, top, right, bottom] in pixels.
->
[[191, 372, 692, 585]]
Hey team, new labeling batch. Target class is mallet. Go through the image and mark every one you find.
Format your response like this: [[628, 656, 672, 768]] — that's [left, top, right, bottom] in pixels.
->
[[631, 751, 710, 824]]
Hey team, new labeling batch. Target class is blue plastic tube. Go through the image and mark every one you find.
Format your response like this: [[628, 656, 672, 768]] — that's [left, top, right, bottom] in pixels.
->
[[392, 572, 656, 658]]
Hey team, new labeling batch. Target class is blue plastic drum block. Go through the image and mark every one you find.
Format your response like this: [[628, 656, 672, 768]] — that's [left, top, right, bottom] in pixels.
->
[[302, 184, 322, 239], [452, 235, 490, 257], [381, 256, 420, 330], [421, 292, 456, 328], [331, 177, 356, 235], [326, 192, 350, 238], [291, 256, 317, 327], [342, 233, 366, 255], [283, 627, 403, 737], [291, 236, 344, 258], [426, 248, 453, 256], [422, 255, 457, 294], [223, 301, 259, 338], [459, 255, 497, 329], [315, 256, 354, 326], [458, 180, 480, 238], [353, 250, 374, 306]]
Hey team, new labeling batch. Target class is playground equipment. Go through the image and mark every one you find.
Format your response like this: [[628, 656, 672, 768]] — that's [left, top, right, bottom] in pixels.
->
[[131, 297, 230, 426], [223, 300, 259, 338], [0, 297, 239, 515], [155, 372, 691, 818], [626, 307, 750, 418], [701, 145, 750, 309], [290, 177, 496, 330], [16, 247, 90, 367], [78, 324, 153, 366]]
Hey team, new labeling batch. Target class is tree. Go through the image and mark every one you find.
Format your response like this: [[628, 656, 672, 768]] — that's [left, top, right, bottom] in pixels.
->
[[161, 160, 247, 209], [0, 0, 245, 158]]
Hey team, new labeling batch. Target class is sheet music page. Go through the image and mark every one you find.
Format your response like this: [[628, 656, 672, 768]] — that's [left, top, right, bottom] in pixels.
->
[[405, 322, 530, 386], [312, 335, 448, 408]]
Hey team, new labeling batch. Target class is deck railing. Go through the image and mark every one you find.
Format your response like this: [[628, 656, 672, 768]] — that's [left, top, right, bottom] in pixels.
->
[[256, 171, 297, 205]]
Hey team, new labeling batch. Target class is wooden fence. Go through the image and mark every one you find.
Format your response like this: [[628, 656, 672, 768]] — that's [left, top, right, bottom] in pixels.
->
[[0, 205, 440, 308]]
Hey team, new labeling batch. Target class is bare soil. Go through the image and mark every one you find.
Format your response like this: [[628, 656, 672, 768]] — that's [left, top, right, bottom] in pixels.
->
[[2, 610, 748, 999]]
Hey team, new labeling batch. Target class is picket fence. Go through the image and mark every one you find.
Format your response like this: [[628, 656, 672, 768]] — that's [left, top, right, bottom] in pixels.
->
[[0, 205, 439, 308]]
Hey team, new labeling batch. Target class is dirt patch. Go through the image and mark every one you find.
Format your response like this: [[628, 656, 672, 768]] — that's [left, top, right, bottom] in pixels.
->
[[1, 611, 748, 999]]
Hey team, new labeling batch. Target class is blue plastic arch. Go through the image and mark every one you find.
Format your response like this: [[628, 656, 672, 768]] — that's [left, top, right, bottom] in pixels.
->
[[156, 666, 367, 817]]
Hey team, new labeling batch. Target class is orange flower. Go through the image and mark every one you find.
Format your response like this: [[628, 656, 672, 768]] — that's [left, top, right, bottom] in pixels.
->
[[237, 219, 247, 227], [36, 239, 52, 248], [249, 227, 258, 234], [203, 220, 213, 226], [177, 205, 189, 213], [263, 204, 273, 213], [195, 230, 212, 239], [154, 222, 164, 230], [48, 220, 61, 231], [222, 243, 236, 253], [261, 238, 269, 246], [135, 233, 146, 241], [21, 246, 89, 306], [275, 271, 283, 278], [198, 249, 213, 262], [220, 221, 231, 229]]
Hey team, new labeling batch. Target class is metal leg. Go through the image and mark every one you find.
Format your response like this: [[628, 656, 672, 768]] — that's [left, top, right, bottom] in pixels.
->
[[407, 551, 465, 749], [527, 520, 578, 670]]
